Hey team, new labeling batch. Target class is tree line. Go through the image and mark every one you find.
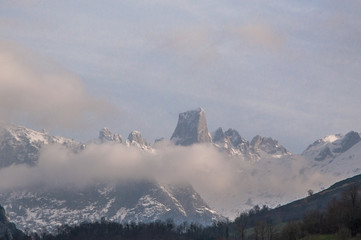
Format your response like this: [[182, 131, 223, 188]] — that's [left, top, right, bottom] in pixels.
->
[[280, 183, 361, 239]]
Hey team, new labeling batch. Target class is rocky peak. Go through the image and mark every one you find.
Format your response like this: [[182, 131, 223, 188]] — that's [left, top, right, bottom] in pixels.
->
[[250, 135, 263, 148], [212, 127, 226, 143], [170, 108, 212, 146], [0, 124, 82, 168], [224, 128, 247, 147], [0, 125, 55, 167], [212, 127, 234, 152], [99, 127, 122, 143], [127, 130, 146, 146], [251, 135, 289, 155]]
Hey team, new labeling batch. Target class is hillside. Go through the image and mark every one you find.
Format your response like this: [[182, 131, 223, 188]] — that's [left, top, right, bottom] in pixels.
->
[[246, 173, 361, 226]]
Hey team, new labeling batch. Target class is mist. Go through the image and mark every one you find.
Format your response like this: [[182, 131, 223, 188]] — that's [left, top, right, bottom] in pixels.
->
[[0, 141, 339, 217]]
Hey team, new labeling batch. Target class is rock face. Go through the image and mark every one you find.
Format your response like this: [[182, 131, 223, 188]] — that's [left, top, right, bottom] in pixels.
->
[[335, 131, 361, 153], [170, 108, 212, 146], [212, 128, 233, 151], [126, 130, 151, 150], [0, 205, 23, 239], [99, 128, 123, 143], [250, 135, 289, 156], [212, 128, 289, 159], [225, 129, 248, 147], [127, 131, 146, 146], [212, 128, 253, 157]]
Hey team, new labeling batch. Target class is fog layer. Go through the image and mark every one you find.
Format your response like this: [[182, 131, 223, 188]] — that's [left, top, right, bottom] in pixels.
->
[[0, 141, 338, 217]]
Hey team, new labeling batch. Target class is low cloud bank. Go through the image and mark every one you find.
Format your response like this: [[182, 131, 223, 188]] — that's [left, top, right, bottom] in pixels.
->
[[0, 143, 233, 192], [0, 142, 338, 216]]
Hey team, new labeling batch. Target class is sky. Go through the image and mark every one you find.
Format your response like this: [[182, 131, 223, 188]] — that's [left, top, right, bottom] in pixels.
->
[[1, 0, 361, 153]]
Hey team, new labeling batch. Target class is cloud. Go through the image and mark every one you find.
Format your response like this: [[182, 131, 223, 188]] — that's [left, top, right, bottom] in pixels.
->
[[156, 26, 219, 67], [0, 143, 232, 192], [0, 141, 339, 218], [0, 40, 113, 129], [228, 22, 284, 50]]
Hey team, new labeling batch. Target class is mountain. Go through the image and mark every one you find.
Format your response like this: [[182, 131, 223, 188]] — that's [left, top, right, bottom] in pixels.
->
[[126, 130, 152, 150], [212, 127, 251, 157], [250, 135, 289, 158], [168, 108, 291, 163], [302, 131, 361, 162], [212, 127, 290, 160], [170, 108, 290, 159], [244, 173, 361, 226], [98, 127, 123, 144], [0, 123, 222, 232], [170, 108, 212, 146], [0, 124, 83, 168], [302, 131, 361, 177], [1, 108, 360, 230], [0, 180, 222, 233]]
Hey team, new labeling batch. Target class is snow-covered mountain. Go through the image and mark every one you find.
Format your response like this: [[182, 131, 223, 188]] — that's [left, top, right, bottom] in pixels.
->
[[0, 108, 360, 229], [0, 123, 222, 232], [171, 108, 290, 160], [168, 109, 361, 218], [0, 124, 83, 168], [126, 130, 152, 151], [170, 108, 359, 179], [302, 131, 361, 162], [302, 131, 361, 177], [212, 127, 290, 160], [98, 127, 123, 144], [0, 181, 222, 233]]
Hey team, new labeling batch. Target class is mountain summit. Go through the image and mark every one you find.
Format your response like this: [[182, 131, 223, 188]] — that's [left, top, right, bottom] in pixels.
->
[[170, 108, 212, 146]]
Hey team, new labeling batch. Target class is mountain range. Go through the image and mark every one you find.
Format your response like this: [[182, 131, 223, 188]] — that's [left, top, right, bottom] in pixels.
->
[[0, 108, 360, 232]]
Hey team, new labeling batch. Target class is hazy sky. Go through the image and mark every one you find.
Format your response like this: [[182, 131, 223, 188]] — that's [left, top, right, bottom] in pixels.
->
[[1, 0, 361, 153]]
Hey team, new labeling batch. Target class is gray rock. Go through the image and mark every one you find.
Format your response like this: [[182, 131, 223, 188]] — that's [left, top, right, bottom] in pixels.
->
[[212, 127, 226, 143], [170, 108, 212, 146], [99, 127, 123, 143], [315, 147, 333, 161], [127, 130, 146, 146], [224, 128, 247, 147], [334, 131, 361, 153], [0, 205, 23, 239], [251, 135, 289, 155]]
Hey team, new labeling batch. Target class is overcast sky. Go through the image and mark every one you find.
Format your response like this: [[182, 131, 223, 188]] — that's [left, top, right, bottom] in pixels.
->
[[1, 0, 361, 153]]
